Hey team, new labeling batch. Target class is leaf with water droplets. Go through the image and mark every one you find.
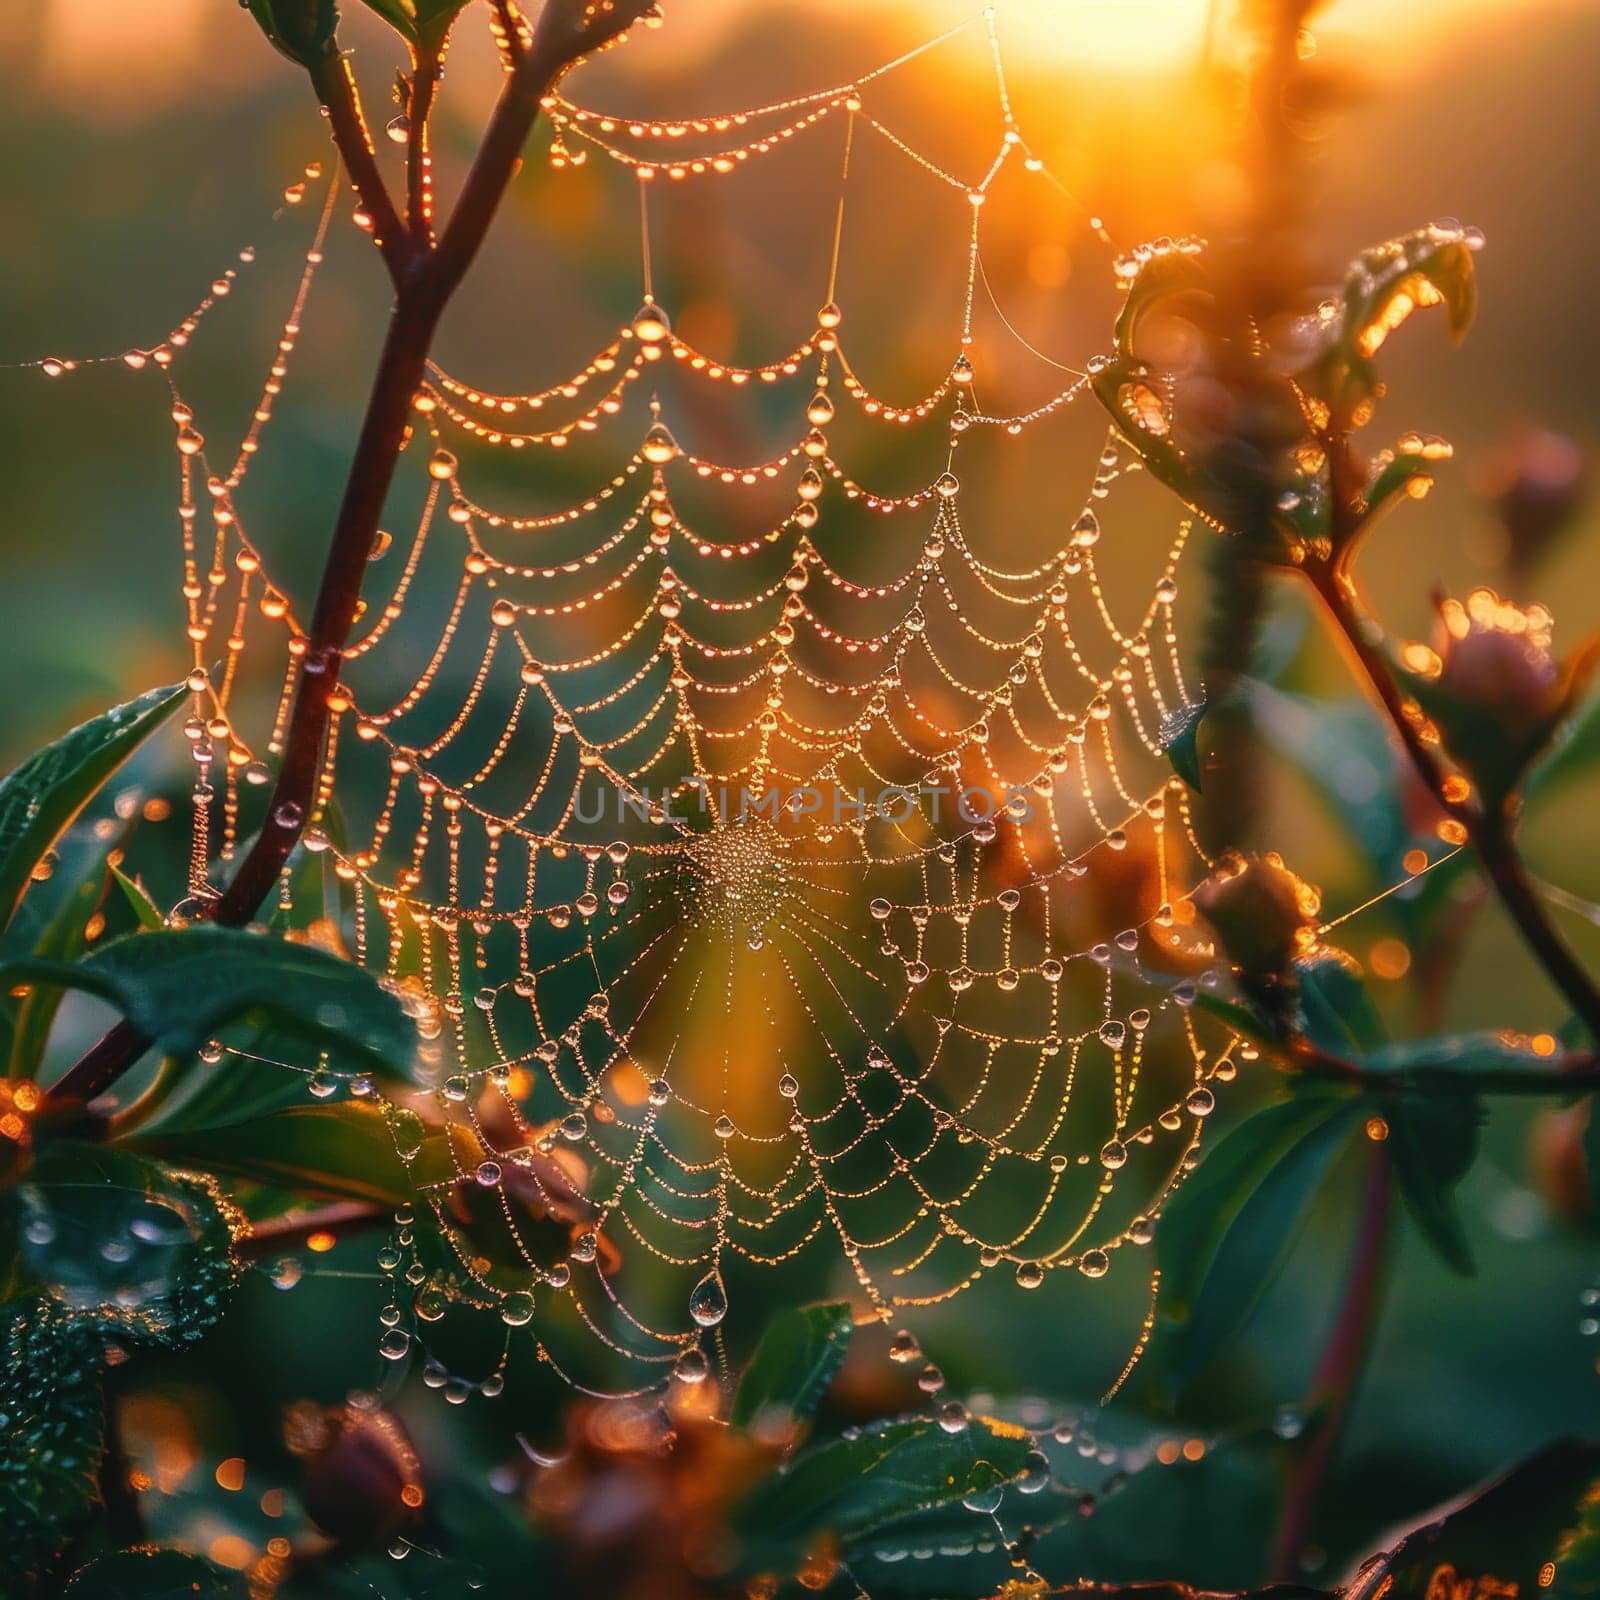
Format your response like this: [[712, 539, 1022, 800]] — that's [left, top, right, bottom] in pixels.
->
[[132, 1101, 418, 1207], [0, 681, 184, 933], [0, 1301, 105, 1589], [728, 1412, 1034, 1576], [1310, 224, 1481, 411], [63, 1547, 250, 1598], [9, 1143, 245, 1347], [1365, 449, 1438, 526], [1158, 698, 1209, 791], [1343, 1439, 1600, 1600], [731, 1300, 854, 1432], [1112, 249, 1210, 359], [3, 926, 421, 1094]]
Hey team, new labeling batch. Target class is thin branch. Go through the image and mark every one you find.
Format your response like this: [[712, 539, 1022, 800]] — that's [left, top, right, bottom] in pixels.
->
[[431, 0, 657, 289], [1272, 1147, 1393, 1578], [239, 1200, 388, 1261], [1307, 559, 1600, 1044], [45, 2, 660, 1116], [1291, 1039, 1600, 1097], [406, 45, 441, 242], [310, 54, 413, 282], [491, 0, 532, 64]]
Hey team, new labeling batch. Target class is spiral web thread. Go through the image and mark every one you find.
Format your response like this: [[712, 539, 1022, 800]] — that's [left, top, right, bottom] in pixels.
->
[[18, 7, 1245, 1473]]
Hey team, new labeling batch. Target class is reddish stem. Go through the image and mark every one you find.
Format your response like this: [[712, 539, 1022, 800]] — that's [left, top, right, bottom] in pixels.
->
[[1271, 1148, 1394, 1578], [239, 1200, 387, 1261], [406, 44, 441, 242], [310, 54, 413, 282]]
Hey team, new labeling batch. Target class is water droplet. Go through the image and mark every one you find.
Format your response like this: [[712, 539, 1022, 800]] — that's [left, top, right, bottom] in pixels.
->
[[673, 1347, 709, 1384], [962, 1463, 1005, 1513], [688, 1268, 728, 1328], [888, 1328, 921, 1364]]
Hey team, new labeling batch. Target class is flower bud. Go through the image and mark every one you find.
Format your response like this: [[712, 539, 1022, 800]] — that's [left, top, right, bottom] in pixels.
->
[[290, 1401, 423, 1548], [1415, 588, 1598, 808], [1473, 426, 1585, 579], [1193, 851, 1321, 986]]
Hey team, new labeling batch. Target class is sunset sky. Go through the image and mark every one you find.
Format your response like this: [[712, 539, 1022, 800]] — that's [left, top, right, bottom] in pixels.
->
[[16, 0, 1590, 125]]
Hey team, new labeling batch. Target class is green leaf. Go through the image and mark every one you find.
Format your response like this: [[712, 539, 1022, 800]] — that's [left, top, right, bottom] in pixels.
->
[[110, 865, 165, 931], [1296, 950, 1388, 1058], [9, 1143, 243, 1346], [1365, 450, 1438, 524], [245, 0, 340, 65], [7, 872, 102, 1081], [132, 1100, 420, 1207], [2, 926, 420, 1090], [63, 1548, 250, 1599], [0, 682, 184, 933], [1383, 1093, 1481, 1275], [1156, 1092, 1363, 1389], [129, 1046, 315, 1138], [1348, 1439, 1600, 1600], [0, 1301, 105, 1589], [1528, 692, 1600, 802], [356, 0, 469, 47], [1158, 698, 1209, 791], [1359, 1032, 1549, 1080], [1311, 225, 1480, 411], [1089, 356, 1207, 519], [729, 1412, 1036, 1577], [1112, 249, 1209, 356], [731, 1301, 854, 1432]]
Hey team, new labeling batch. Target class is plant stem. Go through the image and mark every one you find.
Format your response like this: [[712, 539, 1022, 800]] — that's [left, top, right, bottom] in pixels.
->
[[45, 0, 657, 1115], [1309, 563, 1600, 1044], [310, 55, 413, 282], [239, 1200, 388, 1261], [1272, 1146, 1393, 1579], [406, 44, 441, 241], [1295, 1045, 1600, 1095], [97, 1385, 146, 1547]]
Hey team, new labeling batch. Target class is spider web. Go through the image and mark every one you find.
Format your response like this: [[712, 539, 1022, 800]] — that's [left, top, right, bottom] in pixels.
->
[[20, 9, 1240, 1429]]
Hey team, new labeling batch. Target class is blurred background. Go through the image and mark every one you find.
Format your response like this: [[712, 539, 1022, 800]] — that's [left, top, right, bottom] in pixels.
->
[[2, 0, 1599, 1589]]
